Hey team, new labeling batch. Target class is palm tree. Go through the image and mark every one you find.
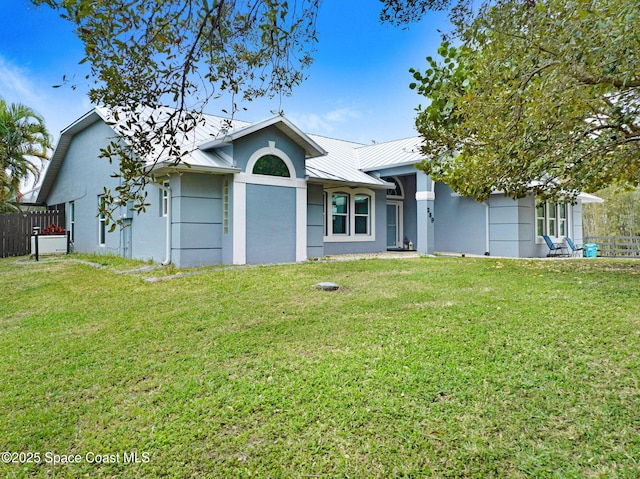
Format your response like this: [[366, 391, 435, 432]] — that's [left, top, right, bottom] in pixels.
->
[[0, 98, 51, 212]]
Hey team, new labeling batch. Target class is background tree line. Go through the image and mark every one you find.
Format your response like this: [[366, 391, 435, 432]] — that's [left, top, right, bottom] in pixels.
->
[[583, 187, 640, 237]]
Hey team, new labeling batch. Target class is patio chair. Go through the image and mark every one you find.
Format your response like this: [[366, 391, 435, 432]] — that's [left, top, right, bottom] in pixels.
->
[[565, 237, 584, 257], [543, 235, 568, 257]]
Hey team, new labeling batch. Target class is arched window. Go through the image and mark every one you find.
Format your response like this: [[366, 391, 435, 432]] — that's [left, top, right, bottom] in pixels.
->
[[383, 176, 404, 199], [252, 154, 291, 177]]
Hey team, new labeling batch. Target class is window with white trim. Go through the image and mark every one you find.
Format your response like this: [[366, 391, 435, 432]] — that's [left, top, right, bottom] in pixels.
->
[[98, 195, 106, 246], [161, 181, 170, 217], [332, 193, 349, 234], [252, 154, 291, 177], [69, 201, 75, 243], [536, 201, 569, 239], [354, 195, 370, 234], [558, 203, 567, 237], [324, 188, 376, 241]]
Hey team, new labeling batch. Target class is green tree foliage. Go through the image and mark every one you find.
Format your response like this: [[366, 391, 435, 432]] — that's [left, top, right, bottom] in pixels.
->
[[411, 0, 640, 202], [0, 98, 51, 213]]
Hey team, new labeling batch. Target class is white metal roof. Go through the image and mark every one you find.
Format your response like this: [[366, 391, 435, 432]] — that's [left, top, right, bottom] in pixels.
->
[[356, 136, 427, 172], [38, 107, 252, 202], [306, 135, 389, 188], [577, 192, 605, 204], [103, 106, 253, 163], [199, 115, 327, 159]]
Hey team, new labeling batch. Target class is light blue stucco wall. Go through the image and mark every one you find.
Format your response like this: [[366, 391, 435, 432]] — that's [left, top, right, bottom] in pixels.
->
[[487, 194, 533, 257], [246, 184, 297, 264], [46, 119, 170, 263], [128, 182, 168, 262], [323, 190, 387, 255], [433, 182, 487, 256], [433, 188, 585, 258], [46, 120, 125, 256], [233, 126, 307, 178], [307, 183, 324, 259], [514, 196, 584, 258], [231, 126, 306, 264], [170, 173, 224, 268]]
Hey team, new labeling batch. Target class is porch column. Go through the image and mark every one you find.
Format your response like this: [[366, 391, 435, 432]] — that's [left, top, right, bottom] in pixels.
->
[[415, 171, 435, 255]]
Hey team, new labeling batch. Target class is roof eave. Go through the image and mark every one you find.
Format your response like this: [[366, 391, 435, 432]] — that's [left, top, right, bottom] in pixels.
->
[[361, 159, 423, 172], [37, 108, 109, 204], [306, 177, 391, 190], [198, 116, 327, 159], [152, 163, 241, 175]]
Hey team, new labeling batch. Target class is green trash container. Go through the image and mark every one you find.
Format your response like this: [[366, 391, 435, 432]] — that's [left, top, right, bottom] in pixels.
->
[[584, 243, 598, 258]]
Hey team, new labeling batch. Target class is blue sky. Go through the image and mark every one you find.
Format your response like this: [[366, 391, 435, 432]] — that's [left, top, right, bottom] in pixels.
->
[[0, 0, 450, 146]]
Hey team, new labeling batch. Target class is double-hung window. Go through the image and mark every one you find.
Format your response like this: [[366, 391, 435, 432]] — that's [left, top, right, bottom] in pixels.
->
[[325, 188, 375, 241], [354, 195, 370, 235], [332, 193, 349, 235], [558, 203, 567, 237]]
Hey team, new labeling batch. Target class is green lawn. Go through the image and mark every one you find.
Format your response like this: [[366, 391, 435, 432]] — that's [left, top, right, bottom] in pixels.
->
[[1, 255, 639, 478]]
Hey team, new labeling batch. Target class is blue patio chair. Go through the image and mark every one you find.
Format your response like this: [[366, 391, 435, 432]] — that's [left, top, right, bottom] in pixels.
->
[[565, 237, 584, 257], [543, 235, 567, 257]]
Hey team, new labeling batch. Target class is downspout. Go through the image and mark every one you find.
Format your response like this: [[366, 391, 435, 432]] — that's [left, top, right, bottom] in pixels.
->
[[155, 182, 172, 265], [484, 201, 490, 255]]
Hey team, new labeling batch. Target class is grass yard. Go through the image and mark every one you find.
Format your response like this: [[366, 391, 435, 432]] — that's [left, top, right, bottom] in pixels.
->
[[0, 255, 639, 478]]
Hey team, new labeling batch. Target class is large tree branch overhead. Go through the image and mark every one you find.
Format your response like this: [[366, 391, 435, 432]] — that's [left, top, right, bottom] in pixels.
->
[[33, 0, 322, 222]]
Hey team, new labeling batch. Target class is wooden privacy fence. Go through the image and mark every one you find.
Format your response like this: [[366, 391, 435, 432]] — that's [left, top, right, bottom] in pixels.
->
[[0, 209, 66, 258], [584, 236, 640, 258]]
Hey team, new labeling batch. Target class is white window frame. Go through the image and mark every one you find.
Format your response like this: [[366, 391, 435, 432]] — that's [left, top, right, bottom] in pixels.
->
[[558, 203, 567, 237], [69, 201, 75, 243], [324, 187, 376, 242], [244, 142, 297, 187], [354, 194, 371, 235], [331, 192, 350, 235], [161, 181, 170, 217], [536, 200, 570, 242], [98, 195, 106, 246]]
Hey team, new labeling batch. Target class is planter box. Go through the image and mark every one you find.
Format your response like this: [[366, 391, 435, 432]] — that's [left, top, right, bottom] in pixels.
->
[[31, 235, 67, 255]]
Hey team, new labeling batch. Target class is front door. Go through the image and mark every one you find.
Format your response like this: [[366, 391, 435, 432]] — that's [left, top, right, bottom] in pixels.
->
[[386, 201, 403, 249]]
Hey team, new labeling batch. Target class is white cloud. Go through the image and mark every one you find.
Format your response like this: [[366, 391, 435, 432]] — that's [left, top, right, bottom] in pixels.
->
[[288, 106, 362, 137], [0, 55, 44, 106], [0, 54, 92, 143], [324, 107, 361, 123]]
